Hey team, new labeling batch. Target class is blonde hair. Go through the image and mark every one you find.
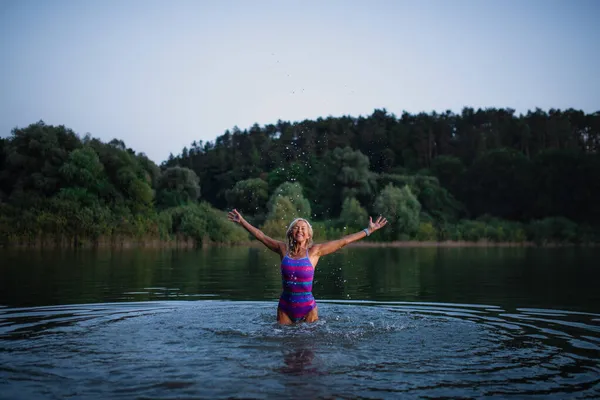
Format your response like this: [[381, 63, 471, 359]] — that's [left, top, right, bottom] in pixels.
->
[[286, 218, 313, 251]]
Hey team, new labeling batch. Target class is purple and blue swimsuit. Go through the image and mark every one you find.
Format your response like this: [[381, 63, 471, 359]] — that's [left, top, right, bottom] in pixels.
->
[[278, 250, 316, 322]]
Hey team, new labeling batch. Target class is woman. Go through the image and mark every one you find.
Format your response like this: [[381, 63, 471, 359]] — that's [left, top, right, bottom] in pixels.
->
[[228, 209, 388, 324]]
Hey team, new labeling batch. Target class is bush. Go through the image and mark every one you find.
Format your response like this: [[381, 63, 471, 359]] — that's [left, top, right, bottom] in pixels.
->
[[527, 217, 579, 244], [416, 222, 437, 241], [339, 197, 368, 232], [160, 202, 247, 244], [457, 220, 488, 241], [443, 223, 463, 241], [311, 220, 344, 242]]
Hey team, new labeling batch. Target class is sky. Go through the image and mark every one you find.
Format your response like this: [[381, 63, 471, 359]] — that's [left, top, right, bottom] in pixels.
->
[[1, 0, 599, 163]]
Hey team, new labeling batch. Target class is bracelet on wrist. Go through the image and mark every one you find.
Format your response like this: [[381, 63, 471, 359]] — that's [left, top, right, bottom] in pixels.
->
[[363, 228, 370, 237]]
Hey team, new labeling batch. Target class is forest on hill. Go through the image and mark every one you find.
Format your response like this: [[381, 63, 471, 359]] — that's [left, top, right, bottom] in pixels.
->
[[1, 107, 599, 247]]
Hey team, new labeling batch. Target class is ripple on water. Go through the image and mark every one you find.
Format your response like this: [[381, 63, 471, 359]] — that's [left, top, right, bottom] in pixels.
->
[[0, 300, 599, 399]]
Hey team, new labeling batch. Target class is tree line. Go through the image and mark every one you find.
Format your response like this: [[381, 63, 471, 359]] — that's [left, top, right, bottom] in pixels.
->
[[1, 107, 599, 247], [165, 107, 600, 243], [0, 122, 246, 247]]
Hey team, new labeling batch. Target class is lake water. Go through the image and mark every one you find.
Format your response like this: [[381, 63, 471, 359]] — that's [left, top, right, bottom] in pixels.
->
[[1, 246, 599, 399]]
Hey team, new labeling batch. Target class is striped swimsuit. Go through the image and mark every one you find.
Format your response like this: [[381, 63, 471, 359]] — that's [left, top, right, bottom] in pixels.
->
[[278, 249, 316, 322]]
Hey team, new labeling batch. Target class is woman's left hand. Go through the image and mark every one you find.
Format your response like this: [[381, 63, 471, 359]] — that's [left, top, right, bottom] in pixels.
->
[[368, 216, 388, 232]]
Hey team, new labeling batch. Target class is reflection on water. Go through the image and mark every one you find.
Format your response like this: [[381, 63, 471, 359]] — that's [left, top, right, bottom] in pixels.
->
[[1, 247, 599, 312], [280, 347, 318, 375], [0, 301, 598, 398]]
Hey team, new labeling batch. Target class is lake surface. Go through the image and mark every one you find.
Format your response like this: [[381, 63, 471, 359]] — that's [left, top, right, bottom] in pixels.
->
[[1, 246, 599, 399]]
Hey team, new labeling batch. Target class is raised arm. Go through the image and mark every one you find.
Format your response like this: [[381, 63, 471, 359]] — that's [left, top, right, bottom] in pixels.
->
[[313, 216, 388, 257], [228, 209, 286, 256]]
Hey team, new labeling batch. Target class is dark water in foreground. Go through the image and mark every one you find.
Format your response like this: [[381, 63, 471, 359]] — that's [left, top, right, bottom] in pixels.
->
[[1, 247, 599, 399]]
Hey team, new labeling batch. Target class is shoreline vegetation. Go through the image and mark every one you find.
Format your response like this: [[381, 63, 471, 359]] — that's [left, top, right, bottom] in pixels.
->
[[2, 238, 599, 250], [1, 109, 600, 250], [347, 240, 599, 248]]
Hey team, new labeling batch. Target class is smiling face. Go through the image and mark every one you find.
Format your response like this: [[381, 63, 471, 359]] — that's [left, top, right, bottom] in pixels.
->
[[291, 220, 310, 243], [286, 218, 313, 249]]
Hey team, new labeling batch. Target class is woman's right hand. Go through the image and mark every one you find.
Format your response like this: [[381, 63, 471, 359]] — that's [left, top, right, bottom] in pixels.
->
[[227, 209, 245, 225]]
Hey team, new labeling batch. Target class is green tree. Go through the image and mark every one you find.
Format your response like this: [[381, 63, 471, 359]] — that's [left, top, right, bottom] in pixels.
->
[[266, 182, 311, 218], [59, 146, 107, 195], [314, 146, 374, 218], [531, 149, 583, 221], [156, 166, 201, 209], [261, 197, 299, 239], [339, 197, 368, 231], [225, 178, 269, 215], [415, 176, 464, 223], [136, 153, 161, 189], [376, 174, 463, 223], [462, 148, 533, 220], [88, 138, 154, 213], [261, 182, 312, 239], [267, 162, 307, 192], [430, 155, 466, 195], [2, 121, 82, 202], [373, 184, 421, 240]]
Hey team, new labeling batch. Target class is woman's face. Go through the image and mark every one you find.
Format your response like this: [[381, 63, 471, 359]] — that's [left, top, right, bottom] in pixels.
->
[[291, 220, 310, 243]]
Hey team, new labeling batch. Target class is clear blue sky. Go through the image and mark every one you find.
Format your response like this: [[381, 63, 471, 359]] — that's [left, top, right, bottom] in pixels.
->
[[1, 0, 598, 163]]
